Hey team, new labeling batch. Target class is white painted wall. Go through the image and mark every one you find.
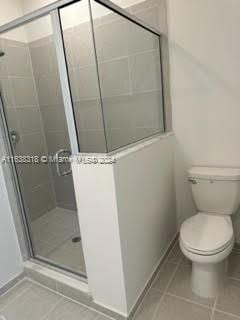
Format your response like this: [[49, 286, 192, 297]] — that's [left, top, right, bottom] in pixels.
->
[[21, 0, 147, 42], [0, 0, 26, 41], [0, 0, 25, 291], [0, 164, 23, 289], [72, 134, 177, 315], [72, 159, 128, 316], [114, 133, 177, 312], [0, 0, 23, 24], [167, 0, 240, 239], [21, 0, 145, 15]]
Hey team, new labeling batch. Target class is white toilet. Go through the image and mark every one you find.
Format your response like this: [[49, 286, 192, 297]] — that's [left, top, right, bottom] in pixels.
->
[[180, 166, 240, 298]]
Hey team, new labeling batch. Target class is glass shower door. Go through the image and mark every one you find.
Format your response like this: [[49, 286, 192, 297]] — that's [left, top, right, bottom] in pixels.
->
[[59, 0, 164, 153], [59, 0, 107, 153], [0, 14, 86, 276], [0, 0, 164, 278]]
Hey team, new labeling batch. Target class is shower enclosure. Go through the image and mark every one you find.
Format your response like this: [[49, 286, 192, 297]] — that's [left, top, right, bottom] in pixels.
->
[[0, 0, 165, 278]]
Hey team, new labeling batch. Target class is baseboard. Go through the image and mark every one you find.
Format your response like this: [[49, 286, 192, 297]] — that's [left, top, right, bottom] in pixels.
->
[[0, 272, 24, 296], [127, 232, 179, 319]]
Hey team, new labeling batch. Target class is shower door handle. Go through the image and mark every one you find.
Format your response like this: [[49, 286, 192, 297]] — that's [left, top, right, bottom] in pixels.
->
[[55, 149, 72, 177]]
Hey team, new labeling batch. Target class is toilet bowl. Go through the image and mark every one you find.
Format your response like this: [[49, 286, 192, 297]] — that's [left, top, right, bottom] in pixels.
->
[[180, 212, 234, 297], [180, 167, 240, 298]]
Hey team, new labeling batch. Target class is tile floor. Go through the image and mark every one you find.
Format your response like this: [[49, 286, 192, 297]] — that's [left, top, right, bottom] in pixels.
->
[[134, 242, 240, 320], [0, 280, 109, 320], [2, 240, 240, 320], [30, 207, 86, 275]]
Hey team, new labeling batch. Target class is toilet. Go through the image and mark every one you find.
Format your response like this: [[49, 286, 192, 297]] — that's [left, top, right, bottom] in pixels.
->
[[180, 166, 240, 298]]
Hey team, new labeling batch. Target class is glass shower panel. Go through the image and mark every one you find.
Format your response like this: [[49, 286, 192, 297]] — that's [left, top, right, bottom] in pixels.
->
[[90, 1, 165, 152], [60, 0, 107, 153], [0, 15, 86, 276]]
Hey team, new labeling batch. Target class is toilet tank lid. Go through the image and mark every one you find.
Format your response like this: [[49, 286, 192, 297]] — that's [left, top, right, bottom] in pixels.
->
[[188, 166, 240, 181]]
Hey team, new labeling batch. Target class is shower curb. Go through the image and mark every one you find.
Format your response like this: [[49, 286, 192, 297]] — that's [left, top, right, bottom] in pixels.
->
[[22, 233, 179, 320], [24, 260, 126, 320]]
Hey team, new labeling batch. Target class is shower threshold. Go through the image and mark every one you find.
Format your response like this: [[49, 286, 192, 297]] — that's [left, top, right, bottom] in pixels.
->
[[24, 260, 124, 320]]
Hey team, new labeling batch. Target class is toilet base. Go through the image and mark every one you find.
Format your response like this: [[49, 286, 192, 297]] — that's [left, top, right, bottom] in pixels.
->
[[191, 260, 227, 298]]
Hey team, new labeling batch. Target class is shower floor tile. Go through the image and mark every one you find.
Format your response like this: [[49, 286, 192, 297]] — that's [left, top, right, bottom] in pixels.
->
[[46, 233, 86, 274], [30, 207, 86, 275]]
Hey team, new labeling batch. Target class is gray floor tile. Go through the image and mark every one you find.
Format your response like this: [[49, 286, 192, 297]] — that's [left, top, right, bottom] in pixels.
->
[[153, 294, 212, 320], [167, 264, 215, 307], [213, 311, 240, 320], [25, 268, 57, 291], [1, 283, 61, 320], [180, 255, 191, 266], [228, 252, 240, 280], [134, 288, 163, 320], [0, 280, 32, 311], [95, 315, 112, 320], [44, 298, 99, 320], [166, 242, 184, 265], [166, 240, 183, 263], [216, 278, 240, 317], [151, 263, 177, 292]]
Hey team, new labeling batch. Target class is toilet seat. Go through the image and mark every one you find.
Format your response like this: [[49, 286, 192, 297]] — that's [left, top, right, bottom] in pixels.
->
[[180, 212, 234, 256]]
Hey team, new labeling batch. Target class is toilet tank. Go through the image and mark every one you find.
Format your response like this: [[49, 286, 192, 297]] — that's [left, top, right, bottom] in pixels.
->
[[188, 167, 240, 215]]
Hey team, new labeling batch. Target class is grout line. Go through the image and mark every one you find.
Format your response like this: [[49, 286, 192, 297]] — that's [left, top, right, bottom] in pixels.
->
[[210, 295, 217, 320], [148, 261, 180, 320], [0, 278, 32, 312], [25, 278, 114, 320], [39, 296, 64, 320], [213, 309, 240, 319], [166, 293, 213, 311], [134, 239, 221, 320], [7, 75, 35, 80], [131, 237, 179, 319], [68, 48, 158, 69], [163, 264, 179, 293], [163, 257, 216, 315], [0, 277, 26, 298]]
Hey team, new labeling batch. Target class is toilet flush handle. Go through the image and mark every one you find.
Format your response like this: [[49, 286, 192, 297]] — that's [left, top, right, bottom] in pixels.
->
[[188, 178, 197, 184]]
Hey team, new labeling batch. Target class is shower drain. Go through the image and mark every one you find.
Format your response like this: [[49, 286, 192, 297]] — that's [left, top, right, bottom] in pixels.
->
[[72, 236, 81, 243]]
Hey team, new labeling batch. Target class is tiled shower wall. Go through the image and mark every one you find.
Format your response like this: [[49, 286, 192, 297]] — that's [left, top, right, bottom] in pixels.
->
[[0, 36, 76, 221], [92, 6, 164, 151], [125, 0, 172, 131], [13, 2, 166, 156], [64, 24, 107, 153], [0, 0, 169, 220], [29, 36, 76, 211], [0, 37, 56, 221], [62, 4, 164, 152]]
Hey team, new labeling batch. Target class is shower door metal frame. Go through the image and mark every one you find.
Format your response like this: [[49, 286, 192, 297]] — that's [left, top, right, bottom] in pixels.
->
[[51, 9, 79, 154], [0, 0, 162, 36], [0, 0, 164, 276], [0, 4, 82, 276], [0, 95, 35, 259], [0, 0, 163, 150]]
